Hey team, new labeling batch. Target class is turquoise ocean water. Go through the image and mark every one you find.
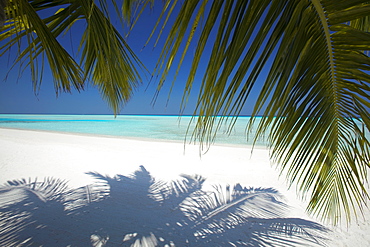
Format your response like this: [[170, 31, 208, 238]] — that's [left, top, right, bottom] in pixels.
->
[[1, 114, 368, 147], [0, 114, 268, 146]]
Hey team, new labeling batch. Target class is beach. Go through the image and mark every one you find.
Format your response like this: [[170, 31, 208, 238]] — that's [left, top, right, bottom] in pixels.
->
[[0, 128, 369, 246]]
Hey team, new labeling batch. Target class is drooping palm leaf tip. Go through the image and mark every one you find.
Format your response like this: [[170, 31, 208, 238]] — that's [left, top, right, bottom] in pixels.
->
[[0, 0, 144, 114], [138, 0, 370, 224], [0, 0, 6, 27]]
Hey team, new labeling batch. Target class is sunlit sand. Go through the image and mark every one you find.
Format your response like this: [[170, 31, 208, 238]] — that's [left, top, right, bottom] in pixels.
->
[[0, 128, 369, 246]]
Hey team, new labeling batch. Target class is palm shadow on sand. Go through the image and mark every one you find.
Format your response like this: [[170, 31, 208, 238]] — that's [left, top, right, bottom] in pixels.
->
[[0, 165, 329, 246]]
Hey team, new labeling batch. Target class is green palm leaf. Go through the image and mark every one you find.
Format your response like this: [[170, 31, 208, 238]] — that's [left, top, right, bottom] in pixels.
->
[[138, 0, 370, 224], [1, 0, 144, 114]]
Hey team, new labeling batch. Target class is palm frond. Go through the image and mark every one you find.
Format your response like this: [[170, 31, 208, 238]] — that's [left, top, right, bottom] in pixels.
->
[[1, 0, 144, 114], [1, 0, 84, 93], [0, 0, 7, 27], [140, 0, 370, 224], [79, 0, 145, 113]]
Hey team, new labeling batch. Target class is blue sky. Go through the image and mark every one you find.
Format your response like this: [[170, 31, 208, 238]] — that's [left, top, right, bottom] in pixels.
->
[[0, 2, 259, 115]]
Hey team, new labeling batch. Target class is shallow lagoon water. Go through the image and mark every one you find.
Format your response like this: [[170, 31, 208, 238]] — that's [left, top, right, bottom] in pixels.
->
[[0, 114, 269, 146]]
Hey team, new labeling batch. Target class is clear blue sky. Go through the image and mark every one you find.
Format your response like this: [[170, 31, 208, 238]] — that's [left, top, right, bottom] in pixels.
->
[[0, 3, 258, 115]]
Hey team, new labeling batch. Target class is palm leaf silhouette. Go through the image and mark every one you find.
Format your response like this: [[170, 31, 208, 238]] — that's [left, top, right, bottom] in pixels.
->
[[0, 177, 70, 246], [0, 166, 329, 246]]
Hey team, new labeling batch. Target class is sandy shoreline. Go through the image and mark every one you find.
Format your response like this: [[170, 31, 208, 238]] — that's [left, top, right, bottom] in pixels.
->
[[0, 128, 369, 246]]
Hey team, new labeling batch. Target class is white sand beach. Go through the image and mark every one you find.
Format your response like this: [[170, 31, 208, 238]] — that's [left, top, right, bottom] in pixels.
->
[[0, 128, 369, 246]]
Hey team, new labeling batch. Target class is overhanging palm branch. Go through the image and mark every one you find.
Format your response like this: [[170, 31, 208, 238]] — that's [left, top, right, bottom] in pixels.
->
[[0, 0, 6, 27], [133, 0, 370, 224], [0, 167, 329, 246], [0, 0, 144, 113]]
